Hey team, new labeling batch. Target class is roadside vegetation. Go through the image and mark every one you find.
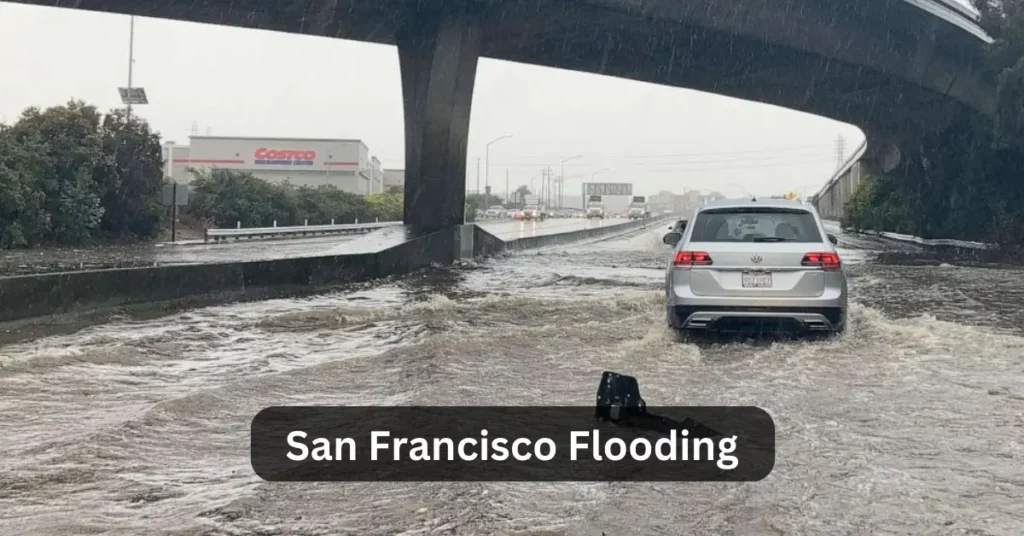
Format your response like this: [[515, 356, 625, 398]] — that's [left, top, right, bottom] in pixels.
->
[[184, 168, 402, 228], [0, 101, 164, 249], [843, 0, 1024, 246], [0, 100, 402, 249]]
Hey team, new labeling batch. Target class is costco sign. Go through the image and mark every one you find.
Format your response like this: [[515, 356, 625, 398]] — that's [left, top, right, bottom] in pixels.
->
[[254, 147, 316, 166]]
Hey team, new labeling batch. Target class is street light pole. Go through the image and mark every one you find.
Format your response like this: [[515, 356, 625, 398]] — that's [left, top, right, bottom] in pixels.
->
[[486, 135, 513, 201], [126, 15, 135, 123]]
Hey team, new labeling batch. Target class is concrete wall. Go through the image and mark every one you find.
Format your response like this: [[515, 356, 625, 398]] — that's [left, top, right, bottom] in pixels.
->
[[0, 228, 455, 325], [500, 216, 670, 252], [813, 160, 864, 221], [0, 217, 666, 327]]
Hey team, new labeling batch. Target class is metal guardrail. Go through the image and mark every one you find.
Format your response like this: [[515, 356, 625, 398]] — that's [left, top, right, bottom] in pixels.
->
[[204, 221, 403, 242]]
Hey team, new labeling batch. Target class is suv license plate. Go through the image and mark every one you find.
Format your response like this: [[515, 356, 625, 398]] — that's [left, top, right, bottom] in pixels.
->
[[742, 271, 772, 288]]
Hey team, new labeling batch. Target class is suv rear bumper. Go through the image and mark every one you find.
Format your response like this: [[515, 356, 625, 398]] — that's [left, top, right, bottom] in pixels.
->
[[668, 305, 845, 332]]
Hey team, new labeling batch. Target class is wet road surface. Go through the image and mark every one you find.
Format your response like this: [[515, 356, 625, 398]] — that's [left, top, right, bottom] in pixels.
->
[[1, 225, 1022, 535], [0, 218, 628, 276]]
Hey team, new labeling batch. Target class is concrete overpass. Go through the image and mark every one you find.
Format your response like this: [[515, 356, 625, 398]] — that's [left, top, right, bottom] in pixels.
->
[[8, 0, 995, 233]]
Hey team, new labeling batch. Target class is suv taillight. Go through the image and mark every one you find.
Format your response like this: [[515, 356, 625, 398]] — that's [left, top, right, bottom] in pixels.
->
[[673, 250, 713, 267], [802, 251, 841, 270]]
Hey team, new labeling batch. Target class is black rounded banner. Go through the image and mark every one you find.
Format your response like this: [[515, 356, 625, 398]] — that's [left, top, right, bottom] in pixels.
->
[[250, 406, 775, 482]]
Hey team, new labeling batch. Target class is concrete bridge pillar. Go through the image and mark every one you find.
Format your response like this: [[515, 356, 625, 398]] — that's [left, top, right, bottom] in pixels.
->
[[397, 7, 482, 234]]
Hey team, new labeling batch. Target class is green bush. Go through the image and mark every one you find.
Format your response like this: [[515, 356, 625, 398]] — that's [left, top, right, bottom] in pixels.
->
[[0, 100, 164, 248], [183, 169, 403, 227]]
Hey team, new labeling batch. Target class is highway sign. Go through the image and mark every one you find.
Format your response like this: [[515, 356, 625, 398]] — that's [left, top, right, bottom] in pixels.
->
[[585, 182, 632, 196]]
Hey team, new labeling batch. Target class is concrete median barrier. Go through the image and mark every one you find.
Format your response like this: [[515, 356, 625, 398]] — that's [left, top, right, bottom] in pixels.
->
[[0, 217, 666, 328], [500, 217, 671, 252]]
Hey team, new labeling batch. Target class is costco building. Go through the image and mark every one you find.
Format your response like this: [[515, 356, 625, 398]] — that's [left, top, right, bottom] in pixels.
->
[[162, 136, 393, 195]]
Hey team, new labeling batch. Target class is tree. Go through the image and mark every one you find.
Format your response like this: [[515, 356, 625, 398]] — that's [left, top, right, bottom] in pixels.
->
[[186, 169, 297, 227], [3, 100, 108, 244], [467, 192, 503, 210], [181, 169, 402, 228], [364, 191, 403, 221], [98, 109, 165, 238], [0, 129, 50, 248], [513, 185, 532, 205]]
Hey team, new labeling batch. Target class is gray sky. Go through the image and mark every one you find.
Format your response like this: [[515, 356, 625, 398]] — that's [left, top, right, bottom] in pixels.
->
[[0, 2, 865, 198]]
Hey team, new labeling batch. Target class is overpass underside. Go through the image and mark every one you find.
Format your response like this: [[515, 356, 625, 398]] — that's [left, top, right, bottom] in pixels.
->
[[9, 0, 995, 233]]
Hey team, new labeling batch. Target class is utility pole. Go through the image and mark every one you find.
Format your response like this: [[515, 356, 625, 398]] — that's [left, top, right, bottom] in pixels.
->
[[126, 16, 135, 123], [545, 167, 554, 207], [476, 157, 481, 208], [505, 169, 509, 206], [540, 168, 547, 206]]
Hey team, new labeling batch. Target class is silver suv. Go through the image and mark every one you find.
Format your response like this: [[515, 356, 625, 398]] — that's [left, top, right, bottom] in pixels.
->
[[662, 198, 847, 337]]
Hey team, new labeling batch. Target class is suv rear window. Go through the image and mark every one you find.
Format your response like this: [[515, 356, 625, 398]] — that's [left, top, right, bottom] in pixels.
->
[[689, 207, 823, 243]]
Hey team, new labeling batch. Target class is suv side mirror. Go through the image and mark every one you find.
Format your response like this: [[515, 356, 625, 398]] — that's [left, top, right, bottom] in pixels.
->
[[827, 233, 838, 245], [663, 232, 682, 245]]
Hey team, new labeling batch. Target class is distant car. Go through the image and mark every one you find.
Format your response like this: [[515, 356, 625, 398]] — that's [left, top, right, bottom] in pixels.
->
[[662, 198, 847, 338], [522, 207, 546, 221], [485, 205, 505, 218]]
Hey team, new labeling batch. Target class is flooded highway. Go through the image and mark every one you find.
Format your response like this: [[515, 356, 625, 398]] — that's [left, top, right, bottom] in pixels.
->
[[0, 218, 622, 276], [1, 224, 1022, 535]]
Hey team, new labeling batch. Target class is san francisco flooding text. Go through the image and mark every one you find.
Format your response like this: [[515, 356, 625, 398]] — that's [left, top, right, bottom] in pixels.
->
[[286, 428, 740, 470], [250, 406, 775, 481]]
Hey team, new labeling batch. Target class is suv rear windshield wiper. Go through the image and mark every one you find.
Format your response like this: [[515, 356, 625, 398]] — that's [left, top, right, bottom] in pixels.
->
[[752, 237, 794, 242]]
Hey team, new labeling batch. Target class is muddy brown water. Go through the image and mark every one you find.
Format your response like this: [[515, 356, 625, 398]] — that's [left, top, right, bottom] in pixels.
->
[[0, 226, 1021, 535]]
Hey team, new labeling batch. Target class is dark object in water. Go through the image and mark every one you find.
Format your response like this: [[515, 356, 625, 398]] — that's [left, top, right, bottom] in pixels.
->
[[594, 371, 719, 438]]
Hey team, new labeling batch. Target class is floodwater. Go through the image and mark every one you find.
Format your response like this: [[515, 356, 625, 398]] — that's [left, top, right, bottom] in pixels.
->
[[0, 224, 1022, 535]]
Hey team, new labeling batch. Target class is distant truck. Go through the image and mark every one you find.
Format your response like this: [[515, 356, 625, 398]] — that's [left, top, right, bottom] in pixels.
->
[[627, 196, 649, 220], [522, 194, 545, 221], [586, 195, 605, 219]]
